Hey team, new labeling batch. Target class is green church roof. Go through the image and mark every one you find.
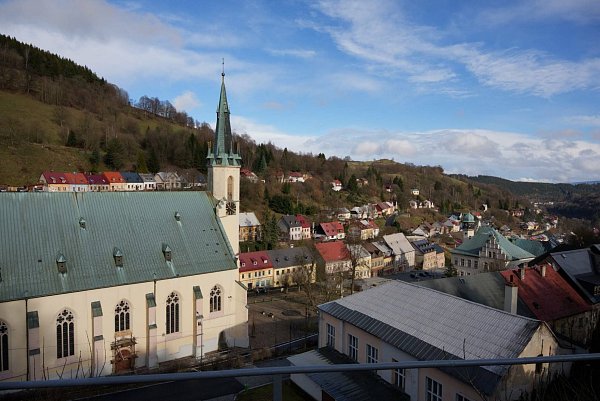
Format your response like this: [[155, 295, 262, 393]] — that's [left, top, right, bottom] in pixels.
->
[[451, 226, 535, 261], [462, 213, 475, 223], [0, 192, 236, 302]]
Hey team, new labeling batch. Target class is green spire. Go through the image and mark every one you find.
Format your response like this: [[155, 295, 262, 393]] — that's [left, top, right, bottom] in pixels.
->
[[207, 66, 241, 166]]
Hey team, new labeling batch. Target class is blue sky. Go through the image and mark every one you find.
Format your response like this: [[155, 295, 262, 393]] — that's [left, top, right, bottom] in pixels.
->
[[1, 0, 600, 183]]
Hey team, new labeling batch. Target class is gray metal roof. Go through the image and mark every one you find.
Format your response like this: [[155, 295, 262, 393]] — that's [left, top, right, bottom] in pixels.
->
[[550, 246, 600, 304], [318, 280, 541, 395], [239, 212, 260, 227], [269, 246, 313, 269], [452, 226, 535, 261], [417, 273, 535, 318], [288, 348, 408, 401], [383, 233, 414, 255], [0, 192, 236, 302]]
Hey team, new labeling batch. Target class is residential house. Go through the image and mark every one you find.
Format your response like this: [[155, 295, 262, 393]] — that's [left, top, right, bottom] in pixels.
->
[[278, 215, 303, 241], [39, 171, 69, 192], [331, 179, 343, 191], [314, 280, 568, 401], [319, 221, 346, 241], [336, 207, 351, 221], [179, 170, 206, 189], [372, 240, 395, 275], [408, 200, 418, 210], [269, 246, 315, 288], [410, 188, 419, 196], [238, 250, 273, 290], [363, 242, 385, 277], [102, 171, 127, 191], [540, 245, 600, 327], [155, 171, 182, 190], [84, 173, 110, 192], [383, 233, 415, 271], [240, 168, 259, 183], [315, 241, 351, 276], [500, 265, 594, 347], [411, 239, 445, 270], [239, 212, 262, 242], [137, 173, 156, 191], [286, 172, 305, 183], [451, 226, 535, 276], [120, 172, 144, 191], [375, 202, 395, 216], [348, 219, 378, 241], [347, 244, 371, 279], [295, 214, 312, 240], [64, 172, 88, 192], [356, 177, 368, 187]]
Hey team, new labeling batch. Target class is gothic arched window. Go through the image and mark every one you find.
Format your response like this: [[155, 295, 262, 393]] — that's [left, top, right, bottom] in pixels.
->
[[115, 300, 131, 332], [0, 321, 8, 371], [166, 292, 180, 334], [227, 176, 234, 200], [210, 285, 222, 313], [56, 309, 75, 359]]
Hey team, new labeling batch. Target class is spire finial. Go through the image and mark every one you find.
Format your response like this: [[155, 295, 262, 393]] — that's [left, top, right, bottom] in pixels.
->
[[222, 58, 225, 77]]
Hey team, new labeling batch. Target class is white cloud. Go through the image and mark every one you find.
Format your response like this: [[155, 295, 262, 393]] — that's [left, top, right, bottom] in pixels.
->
[[312, 0, 600, 97], [267, 48, 317, 59], [353, 142, 380, 155], [385, 139, 415, 156], [172, 91, 201, 112], [565, 114, 600, 127], [479, 0, 600, 26]]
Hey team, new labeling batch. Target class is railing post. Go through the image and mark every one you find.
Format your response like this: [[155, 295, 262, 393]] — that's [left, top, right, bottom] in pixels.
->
[[273, 374, 282, 401]]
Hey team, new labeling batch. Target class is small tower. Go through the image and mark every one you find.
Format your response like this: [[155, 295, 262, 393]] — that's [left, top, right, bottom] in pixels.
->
[[461, 212, 476, 240], [207, 66, 241, 255]]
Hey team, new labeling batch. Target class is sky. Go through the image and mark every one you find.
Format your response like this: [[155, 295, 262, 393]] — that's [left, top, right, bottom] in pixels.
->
[[1, 0, 600, 183]]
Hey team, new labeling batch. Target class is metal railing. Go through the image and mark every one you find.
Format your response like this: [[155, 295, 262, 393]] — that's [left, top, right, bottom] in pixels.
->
[[1, 353, 599, 401]]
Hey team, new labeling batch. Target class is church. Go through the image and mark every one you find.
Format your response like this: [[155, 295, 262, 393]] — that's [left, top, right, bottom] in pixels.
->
[[0, 73, 248, 381]]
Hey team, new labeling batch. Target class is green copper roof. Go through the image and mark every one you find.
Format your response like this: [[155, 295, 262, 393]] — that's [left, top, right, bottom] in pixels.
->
[[462, 213, 475, 223], [207, 73, 241, 167], [0, 192, 237, 302], [451, 226, 535, 261]]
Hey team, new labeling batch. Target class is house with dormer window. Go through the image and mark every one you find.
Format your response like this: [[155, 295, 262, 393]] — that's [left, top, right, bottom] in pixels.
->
[[239, 250, 274, 290]]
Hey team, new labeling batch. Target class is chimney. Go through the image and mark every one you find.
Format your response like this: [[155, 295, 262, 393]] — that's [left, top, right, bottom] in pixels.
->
[[504, 275, 518, 314], [519, 267, 526, 280], [540, 264, 547, 278]]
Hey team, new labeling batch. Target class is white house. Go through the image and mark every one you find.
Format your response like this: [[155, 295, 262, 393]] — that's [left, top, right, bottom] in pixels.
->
[[292, 281, 569, 401]]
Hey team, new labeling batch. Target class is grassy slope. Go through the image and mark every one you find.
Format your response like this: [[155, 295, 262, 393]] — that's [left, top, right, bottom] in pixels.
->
[[0, 91, 190, 185]]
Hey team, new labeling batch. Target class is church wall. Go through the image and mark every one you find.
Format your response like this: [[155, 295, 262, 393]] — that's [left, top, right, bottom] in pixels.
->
[[0, 267, 248, 381]]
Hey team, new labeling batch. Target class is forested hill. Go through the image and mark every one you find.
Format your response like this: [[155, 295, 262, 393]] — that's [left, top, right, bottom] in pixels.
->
[[1, 34, 598, 226], [452, 175, 600, 223]]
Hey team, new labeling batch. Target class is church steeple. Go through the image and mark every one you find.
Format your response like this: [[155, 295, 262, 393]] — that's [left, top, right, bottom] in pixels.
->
[[207, 64, 241, 167]]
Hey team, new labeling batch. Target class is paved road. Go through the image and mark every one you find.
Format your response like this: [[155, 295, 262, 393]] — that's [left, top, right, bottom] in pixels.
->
[[80, 377, 243, 401]]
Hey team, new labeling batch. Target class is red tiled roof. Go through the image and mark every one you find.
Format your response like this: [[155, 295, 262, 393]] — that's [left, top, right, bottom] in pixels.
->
[[295, 214, 311, 229], [315, 241, 350, 263], [85, 174, 108, 185], [500, 264, 590, 321], [102, 172, 126, 183], [41, 171, 68, 184], [239, 250, 273, 272], [64, 172, 88, 185], [320, 221, 344, 237]]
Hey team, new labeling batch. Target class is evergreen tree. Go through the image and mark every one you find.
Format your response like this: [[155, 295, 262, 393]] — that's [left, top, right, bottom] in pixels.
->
[[147, 147, 160, 174], [66, 130, 77, 147], [104, 138, 126, 170], [136, 151, 149, 173], [347, 174, 358, 192]]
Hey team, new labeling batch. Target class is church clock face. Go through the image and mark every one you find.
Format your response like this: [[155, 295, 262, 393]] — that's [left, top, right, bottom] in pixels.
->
[[226, 201, 236, 215]]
